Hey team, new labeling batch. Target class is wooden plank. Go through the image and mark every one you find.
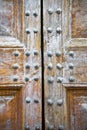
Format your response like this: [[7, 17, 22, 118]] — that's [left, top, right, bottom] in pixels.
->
[[24, 0, 42, 129], [43, 0, 64, 129]]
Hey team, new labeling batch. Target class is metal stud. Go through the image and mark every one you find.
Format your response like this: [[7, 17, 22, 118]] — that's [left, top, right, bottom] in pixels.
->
[[57, 77, 63, 83], [25, 76, 29, 82], [69, 51, 74, 57], [25, 11, 30, 16], [48, 77, 54, 84], [48, 125, 54, 130], [34, 63, 39, 69], [13, 51, 20, 57], [56, 63, 63, 70], [25, 51, 30, 57], [26, 29, 31, 34], [68, 63, 74, 69], [12, 63, 19, 69], [13, 76, 19, 82], [57, 99, 63, 106], [56, 27, 62, 34], [69, 76, 75, 82], [33, 28, 38, 34], [47, 27, 53, 33], [33, 11, 38, 17], [47, 99, 53, 106], [48, 63, 53, 70], [48, 8, 53, 15], [34, 77, 39, 81], [35, 126, 40, 130], [24, 124, 30, 130], [55, 51, 61, 57], [56, 8, 62, 14], [47, 51, 53, 57], [26, 97, 31, 103], [34, 98, 39, 103], [25, 63, 30, 69], [58, 125, 64, 130], [34, 50, 39, 55]]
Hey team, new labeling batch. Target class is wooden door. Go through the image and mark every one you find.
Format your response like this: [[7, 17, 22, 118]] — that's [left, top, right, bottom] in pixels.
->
[[0, 0, 87, 130], [0, 0, 25, 130]]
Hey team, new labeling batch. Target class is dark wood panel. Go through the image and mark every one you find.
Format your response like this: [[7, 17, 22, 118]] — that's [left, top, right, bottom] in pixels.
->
[[0, 85, 24, 130], [72, 0, 87, 38], [66, 88, 87, 130]]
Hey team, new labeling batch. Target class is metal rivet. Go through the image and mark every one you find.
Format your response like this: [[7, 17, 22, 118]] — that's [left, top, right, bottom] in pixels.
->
[[55, 51, 61, 57], [12, 63, 19, 69], [13, 76, 19, 82], [33, 11, 38, 17], [26, 29, 31, 34], [56, 27, 62, 34], [25, 51, 30, 57], [48, 8, 53, 15], [34, 50, 39, 55], [57, 99, 63, 106], [26, 97, 31, 103], [48, 63, 53, 70], [24, 124, 30, 130], [47, 27, 53, 33], [25, 11, 30, 16], [33, 28, 38, 34], [48, 77, 54, 84], [34, 77, 39, 81], [69, 76, 75, 82], [69, 51, 74, 57], [48, 125, 54, 130], [25, 63, 30, 69], [25, 76, 29, 82], [56, 63, 63, 70], [34, 64, 39, 69], [13, 51, 20, 57], [35, 126, 40, 130], [58, 125, 64, 130], [34, 98, 39, 103], [57, 77, 63, 83], [68, 63, 74, 69], [47, 99, 53, 106], [47, 51, 53, 57], [56, 8, 62, 14]]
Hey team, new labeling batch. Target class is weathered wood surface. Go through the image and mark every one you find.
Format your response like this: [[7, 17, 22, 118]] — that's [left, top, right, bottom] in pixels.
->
[[24, 0, 42, 129], [0, 0, 24, 41], [0, 84, 25, 130], [43, 0, 64, 129], [63, 0, 87, 130], [72, 0, 87, 38]]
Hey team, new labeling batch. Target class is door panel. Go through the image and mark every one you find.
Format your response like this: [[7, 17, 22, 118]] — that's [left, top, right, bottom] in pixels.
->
[[0, 85, 24, 130], [64, 86, 87, 130], [24, 0, 42, 129], [43, 0, 64, 129], [63, 0, 87, 130], [72, 0, 87, 38]]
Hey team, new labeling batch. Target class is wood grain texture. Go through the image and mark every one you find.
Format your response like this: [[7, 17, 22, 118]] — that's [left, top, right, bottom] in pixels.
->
[[0, 84, 25, 130], [43, 0, 64, 129], [24, 0, 42, 129], [72, 0, 87, 38]]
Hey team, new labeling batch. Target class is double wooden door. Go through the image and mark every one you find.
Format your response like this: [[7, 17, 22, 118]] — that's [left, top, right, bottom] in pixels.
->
[[0, 0, 87, 130]]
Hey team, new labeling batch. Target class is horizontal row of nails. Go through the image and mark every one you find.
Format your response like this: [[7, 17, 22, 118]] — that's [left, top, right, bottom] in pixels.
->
[[48, 76, 75, 83], [47, 99, 63, 106], [25, 124, 40, 130], [25, 63, 39, 69], [25, 50, 39, 56], [24, 124, 64, 130], [25, 11, 38, 17], [26, 97, 39, 104]]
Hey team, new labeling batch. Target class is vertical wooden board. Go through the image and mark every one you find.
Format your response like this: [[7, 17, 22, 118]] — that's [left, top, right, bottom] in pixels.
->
[[24, 0, 42, 129], [43, 0, 64, 129]]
